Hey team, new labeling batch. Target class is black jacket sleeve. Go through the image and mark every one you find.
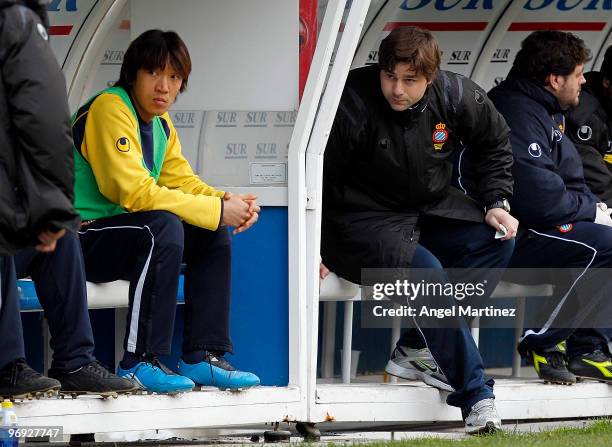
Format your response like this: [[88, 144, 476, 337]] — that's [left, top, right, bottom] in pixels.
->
[[1, 4, 79, 234], [451, 75, 514, 206]]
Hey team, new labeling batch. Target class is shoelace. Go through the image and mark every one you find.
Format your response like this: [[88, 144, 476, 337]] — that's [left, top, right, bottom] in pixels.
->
[[205, 353, 236, 371], [206, 354, 215, 386], [129, 357, 175, 382], [82, 361, 115, 378], [148, 357, 176, 375], [472, 399, 495, 416]]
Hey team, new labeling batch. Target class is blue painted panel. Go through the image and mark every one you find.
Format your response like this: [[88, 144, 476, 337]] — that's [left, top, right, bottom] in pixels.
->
[[158, 207, 289, 386]]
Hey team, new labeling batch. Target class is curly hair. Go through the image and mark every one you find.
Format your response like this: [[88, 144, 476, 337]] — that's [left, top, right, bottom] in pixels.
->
[[378, 26, 441, 81], [512, 30, 591, 85]]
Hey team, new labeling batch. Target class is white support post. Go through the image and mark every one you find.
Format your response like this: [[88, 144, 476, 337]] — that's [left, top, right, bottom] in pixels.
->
[[341, 301, 354, 384], [321, 302, 337, 379], [301, 0, 371, 417], [305, 0, 370, 408], [288, 0, 348, 416]]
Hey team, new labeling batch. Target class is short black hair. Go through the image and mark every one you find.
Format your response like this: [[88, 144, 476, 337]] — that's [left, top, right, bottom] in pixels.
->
[[116, 29, 191, 93], [512, 30, 591, 85]]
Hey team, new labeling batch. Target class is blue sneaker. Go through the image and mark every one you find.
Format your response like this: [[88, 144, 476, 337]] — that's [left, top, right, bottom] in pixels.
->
[[177, 353, 260, 390], [117, 357, 194, 394]]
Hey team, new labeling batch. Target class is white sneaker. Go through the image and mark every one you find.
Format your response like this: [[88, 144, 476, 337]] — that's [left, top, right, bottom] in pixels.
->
[[464, 398, 502, 435], [384, 346, 454, 392]]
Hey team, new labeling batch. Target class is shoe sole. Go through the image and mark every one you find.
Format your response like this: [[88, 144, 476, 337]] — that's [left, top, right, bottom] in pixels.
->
[[193, 385, 258, 392], [466, 421, 501, 435], [541, 378, 575, 385], [385, 360, 454, 392], [574, 375, 612, 384], [1, 386, 60, 400], [58, 386, 141, 399]]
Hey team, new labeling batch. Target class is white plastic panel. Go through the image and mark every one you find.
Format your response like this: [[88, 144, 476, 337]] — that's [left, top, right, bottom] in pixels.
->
[[199, 111, 295, 186], [79, 1, 131, 100], [473, 0, 612, 90], [57, 0, 299, 194], [130, 0, 298, 111], [592, 31, 612, 71], [47, 0, 97, 67], [353, 0, 510, 76]]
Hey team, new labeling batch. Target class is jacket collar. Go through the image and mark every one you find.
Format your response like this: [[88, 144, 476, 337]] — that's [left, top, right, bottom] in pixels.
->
[[504, 68, 564, 114]]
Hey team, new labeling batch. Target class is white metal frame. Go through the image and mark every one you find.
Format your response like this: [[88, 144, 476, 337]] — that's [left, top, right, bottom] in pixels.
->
[[17, 0, 612, 435], [298, 0, 374, 423], [301, 0, 612, 426], [17, 0, 313, 433]]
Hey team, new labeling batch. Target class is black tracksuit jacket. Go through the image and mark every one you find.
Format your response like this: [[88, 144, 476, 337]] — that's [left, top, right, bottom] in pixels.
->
[[0, 0, 79, 254], [322, 65, 513, 283], [567, 71, 612, 206]]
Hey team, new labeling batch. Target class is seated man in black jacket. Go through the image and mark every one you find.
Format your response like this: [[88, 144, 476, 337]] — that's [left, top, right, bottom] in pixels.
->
[[0, 0, 136, 399], [488, 31, 612, 385], [321, 26, 518, 434], [567, 46, 612, 206], [564, 45, 612, 379]]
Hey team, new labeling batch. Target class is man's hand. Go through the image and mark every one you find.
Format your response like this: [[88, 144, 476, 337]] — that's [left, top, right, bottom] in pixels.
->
[[320, 262, 330, 280], [222, 194, 251, 230], [594, 203, 612, 227], [485, 208, 518, 241], [36, 229, 66, 253], [222, 192, 261, 234]]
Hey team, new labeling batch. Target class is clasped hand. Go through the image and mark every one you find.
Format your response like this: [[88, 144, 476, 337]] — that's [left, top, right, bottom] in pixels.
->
[[221, 192, 261, 234]]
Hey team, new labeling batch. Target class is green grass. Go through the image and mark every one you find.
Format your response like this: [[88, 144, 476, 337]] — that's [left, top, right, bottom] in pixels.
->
[[347, 419, 612, 447]]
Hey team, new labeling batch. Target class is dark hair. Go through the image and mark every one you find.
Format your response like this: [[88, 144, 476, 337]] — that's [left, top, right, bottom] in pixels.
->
[[601, 45, 612, 80], [116, 29, 192, 93], [378, 26, 441, 81], [512, 30, 591, 85]]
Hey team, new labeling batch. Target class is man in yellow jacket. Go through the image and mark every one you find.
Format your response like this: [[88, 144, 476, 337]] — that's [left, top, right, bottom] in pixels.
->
[[72, 29, 260, 393]]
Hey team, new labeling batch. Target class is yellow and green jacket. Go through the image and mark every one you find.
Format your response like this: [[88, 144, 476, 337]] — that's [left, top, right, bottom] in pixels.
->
[[72, 87, 224, 230]]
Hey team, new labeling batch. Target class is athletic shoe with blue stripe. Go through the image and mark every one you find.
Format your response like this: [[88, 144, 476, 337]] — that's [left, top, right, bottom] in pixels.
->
[[117, 357, 194, 394], [177, 353, 260, 390]]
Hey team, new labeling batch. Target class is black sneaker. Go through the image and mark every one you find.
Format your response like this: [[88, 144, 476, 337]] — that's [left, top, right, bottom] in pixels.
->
[[49, 361, 139, 397], [0, 359, 60, 399], [521, 343, 576, 385], [568, 350, 612, 383]]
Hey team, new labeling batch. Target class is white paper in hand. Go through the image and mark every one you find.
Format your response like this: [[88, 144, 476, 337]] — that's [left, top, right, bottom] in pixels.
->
[[494, 224, 508, 240]]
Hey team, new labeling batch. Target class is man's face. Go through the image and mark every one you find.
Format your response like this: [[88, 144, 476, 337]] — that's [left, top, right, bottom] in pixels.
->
[[131, 64, 183, 122], [553, 63, 586, 109], [380, 63, 431, 112]]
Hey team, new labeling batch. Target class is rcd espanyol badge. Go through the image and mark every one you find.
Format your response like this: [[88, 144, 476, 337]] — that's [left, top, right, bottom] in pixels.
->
[[432, 122, 448, 150]]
